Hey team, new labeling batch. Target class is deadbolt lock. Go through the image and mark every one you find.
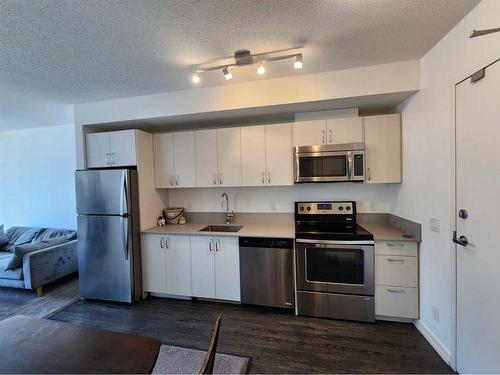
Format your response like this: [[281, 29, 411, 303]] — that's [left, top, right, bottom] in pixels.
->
[[458, 209, 468, 219]]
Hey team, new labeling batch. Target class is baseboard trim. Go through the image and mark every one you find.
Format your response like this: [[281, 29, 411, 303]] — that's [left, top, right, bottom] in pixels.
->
[[414, 319, 451, 365]]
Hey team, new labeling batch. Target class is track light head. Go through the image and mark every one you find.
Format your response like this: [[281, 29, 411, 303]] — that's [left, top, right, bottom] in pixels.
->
[[222, 67, 232, 80], [294, 54, 303, 69], [257, 63, 265, 75], [192, 73, 200, 84]]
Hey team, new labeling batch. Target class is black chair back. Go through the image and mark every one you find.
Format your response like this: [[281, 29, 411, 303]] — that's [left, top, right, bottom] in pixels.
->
[[199, 315, 222, 374]]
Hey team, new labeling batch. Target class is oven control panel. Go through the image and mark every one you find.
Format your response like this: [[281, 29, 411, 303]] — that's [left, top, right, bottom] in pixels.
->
[[297, 201, 355, 215]]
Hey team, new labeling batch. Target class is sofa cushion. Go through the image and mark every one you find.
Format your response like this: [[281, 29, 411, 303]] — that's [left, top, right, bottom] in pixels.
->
[[5, 227, 42, 248], [0, 225, 9, 248], [0, 252, 23, 280], [5, 237, 68, 271], [33, 228, 77, 243]]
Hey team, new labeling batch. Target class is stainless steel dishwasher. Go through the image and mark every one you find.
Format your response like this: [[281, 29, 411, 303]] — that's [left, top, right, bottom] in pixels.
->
[[239, 237, 295, 309]]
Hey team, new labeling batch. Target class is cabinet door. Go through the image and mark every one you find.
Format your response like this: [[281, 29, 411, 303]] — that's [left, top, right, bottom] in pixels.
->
[[109, 130, 137, 166], [265, 123, 293, 186], [217, 128, 242, 186], [241, 125, 266, 186], [86, 132, 110, 168], [190, 236, 215, 298], [195, 129, 218, 187], [141, 234, 166, 293], [165, 235, 191, 296], [326, 117, 364, 144], [153, 133, 175, 188], [292, 120, 326, 146], [364, 114, 402, 183], [173, 132, 196, 188], [214, 236, 240, 301]]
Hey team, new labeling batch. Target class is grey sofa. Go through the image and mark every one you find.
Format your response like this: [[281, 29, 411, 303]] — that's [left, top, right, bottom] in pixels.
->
[[0, 226, 77, 296]]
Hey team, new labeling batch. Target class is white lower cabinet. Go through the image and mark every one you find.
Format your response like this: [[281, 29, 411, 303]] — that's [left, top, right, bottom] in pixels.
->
[[190, 235, 240, 302], [375, 240, 419, 320], [141, 234, 191, 296]]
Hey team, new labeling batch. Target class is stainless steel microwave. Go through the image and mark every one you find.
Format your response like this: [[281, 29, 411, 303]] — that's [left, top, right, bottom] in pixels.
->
[[293, 143, 365, 183]]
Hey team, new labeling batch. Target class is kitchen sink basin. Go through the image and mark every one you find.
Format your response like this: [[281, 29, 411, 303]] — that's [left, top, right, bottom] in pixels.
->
[[199, 225, 243, 233]]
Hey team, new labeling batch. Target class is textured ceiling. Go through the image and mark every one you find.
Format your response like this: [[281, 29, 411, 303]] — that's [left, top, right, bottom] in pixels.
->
[[0, 0, 479, 104]]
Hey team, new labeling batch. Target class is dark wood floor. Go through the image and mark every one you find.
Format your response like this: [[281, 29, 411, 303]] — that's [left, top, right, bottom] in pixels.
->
[[51, 297, 452, 374]]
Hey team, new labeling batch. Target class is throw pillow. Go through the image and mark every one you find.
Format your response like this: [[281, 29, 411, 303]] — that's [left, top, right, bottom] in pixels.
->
[[5, 236, 68, 271], [0, 225, 9, 248]]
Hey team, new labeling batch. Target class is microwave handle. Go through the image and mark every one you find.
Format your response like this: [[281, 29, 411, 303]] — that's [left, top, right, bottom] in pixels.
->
[[347, 152, 353, 180]]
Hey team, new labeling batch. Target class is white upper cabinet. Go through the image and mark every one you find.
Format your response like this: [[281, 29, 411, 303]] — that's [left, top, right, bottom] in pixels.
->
[[241, 125, 267, 186], [265, 123, 293, 186], [153, 133, 175, 188], [86, 130, 137, 168], [195, 129, 219, 187], [364, 114, 402, 184], [293, 120, 326, 146], [173, 132, 196, 188], [216, 127, 242, 187], [86, 132, 111, 168], [326, 117, 364, 144]]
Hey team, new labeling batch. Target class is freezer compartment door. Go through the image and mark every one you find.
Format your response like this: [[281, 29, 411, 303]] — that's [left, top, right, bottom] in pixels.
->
[[77, 215, 133, 303], [75, 169, 131, 215]]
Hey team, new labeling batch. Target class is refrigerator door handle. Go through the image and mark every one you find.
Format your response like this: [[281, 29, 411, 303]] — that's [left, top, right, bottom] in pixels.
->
[[120, 172, 128, 215], [122, 217, 129, 260]]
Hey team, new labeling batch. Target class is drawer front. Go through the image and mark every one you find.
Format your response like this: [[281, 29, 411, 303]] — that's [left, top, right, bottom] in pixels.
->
[[375, 241, 417, 256], [375, 255, 418, 287], [375, 286, 418, 319]]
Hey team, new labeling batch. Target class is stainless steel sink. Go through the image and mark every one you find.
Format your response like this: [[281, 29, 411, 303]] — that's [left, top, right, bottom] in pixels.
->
[[199, 225, 243, 233]]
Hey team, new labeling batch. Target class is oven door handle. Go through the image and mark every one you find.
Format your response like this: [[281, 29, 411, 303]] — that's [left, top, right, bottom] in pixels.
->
[[296, 238, 374, 245]]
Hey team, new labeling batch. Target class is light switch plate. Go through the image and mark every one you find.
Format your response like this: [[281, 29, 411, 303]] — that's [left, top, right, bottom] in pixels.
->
[[430, 217, 440, 233], [432, 305, 440, 322]]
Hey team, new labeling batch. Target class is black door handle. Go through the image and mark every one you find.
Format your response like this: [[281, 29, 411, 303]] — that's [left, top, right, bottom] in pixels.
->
[[453, 234, 469, 247]]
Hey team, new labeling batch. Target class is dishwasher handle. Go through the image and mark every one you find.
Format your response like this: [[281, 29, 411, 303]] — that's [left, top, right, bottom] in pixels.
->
[[239, 237, 294, 249]]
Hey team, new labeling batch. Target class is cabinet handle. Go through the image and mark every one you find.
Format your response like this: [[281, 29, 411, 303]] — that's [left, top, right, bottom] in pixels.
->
[[261, 172, 265, 185], [386, 243, 404, 248], [110, 152, 116, 166], [160, 236, 164, 248], [166, 237, 170, 249], [219, 173, 223, 185], [105, 152, 111, 166], [170, 175, 174, 186], [209, 238, 213, 251], [215, 239, 220, 252], [367, 167, 371, 181], [267, 171, 271, 184], [175, 175, 179, 186], [386, 258, 405, 262], [329, 129, 332, 143], [321, 130, 325, 144], [387, 288, 405, 293], [213, 173, 217, 185]]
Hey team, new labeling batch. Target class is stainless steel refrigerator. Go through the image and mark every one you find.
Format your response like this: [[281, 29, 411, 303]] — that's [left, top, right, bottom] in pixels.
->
[[75, 169, 141, 303]]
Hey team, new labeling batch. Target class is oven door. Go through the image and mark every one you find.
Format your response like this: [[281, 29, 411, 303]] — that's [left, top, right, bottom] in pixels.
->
[[296, 239, 374, 296], [294, 150, 349, 183]]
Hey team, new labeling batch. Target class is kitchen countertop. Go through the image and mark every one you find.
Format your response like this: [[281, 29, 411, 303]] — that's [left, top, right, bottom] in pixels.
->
[[358, 222, 418, 242], [142, 223, 295, 239]]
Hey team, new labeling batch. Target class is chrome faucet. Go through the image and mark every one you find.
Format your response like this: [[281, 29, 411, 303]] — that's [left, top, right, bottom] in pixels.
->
[[221, 192, 234, 224]]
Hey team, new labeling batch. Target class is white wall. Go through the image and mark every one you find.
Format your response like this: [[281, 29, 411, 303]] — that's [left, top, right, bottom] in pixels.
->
[[390, 0, 500, 364], [169, 184, 391, 214], [0, 124, 77, 229]]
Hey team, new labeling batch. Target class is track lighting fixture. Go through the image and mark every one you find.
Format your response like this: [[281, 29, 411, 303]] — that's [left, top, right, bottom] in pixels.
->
[[191, 49, 303, 83], [222, 67, 232, 80]]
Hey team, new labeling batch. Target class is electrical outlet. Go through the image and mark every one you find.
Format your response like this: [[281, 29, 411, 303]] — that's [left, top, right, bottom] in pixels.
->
[[432, 305, 440, 322], [270, 201, 277, 211], [430, 217, 440, 233], [369, 202, 377, 212]]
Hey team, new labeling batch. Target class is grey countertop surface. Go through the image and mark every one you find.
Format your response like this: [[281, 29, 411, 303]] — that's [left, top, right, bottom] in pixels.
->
[[142, 221, 418, 242]]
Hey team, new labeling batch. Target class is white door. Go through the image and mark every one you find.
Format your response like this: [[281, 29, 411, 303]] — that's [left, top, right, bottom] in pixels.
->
[[241, 125, 266, 186], [214, 236, 240, 301], [190, 236, 215, 298], [141, 234, 166, 293], [195, 129, 219, 187], [109, 130, 137, 166], [173, 131, 196, 188], [364, 114, 402, 184], [292, 120, 326, 146], [265, 123, 293, 186], [326, 117, 364, 144], [86, 132, 110, 168], [456, 60, 500, 373], [164, 235, 191, 296], [153, 133, 175, 188], [217, 128, 242, 186]]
